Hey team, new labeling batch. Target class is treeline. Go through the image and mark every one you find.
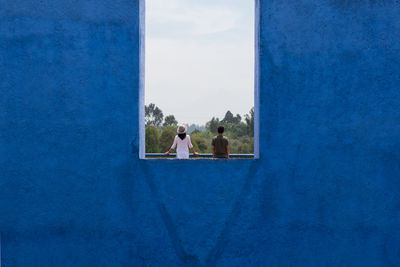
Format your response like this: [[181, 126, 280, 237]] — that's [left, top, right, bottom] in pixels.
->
[[145, 103, 254, 154]]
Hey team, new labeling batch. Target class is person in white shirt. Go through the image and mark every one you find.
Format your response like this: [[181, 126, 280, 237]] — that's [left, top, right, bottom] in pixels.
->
[[164, 125, 199, 159]]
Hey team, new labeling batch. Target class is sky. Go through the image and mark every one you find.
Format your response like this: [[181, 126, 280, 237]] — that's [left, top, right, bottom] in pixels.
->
[[145, 0, 254, 125]]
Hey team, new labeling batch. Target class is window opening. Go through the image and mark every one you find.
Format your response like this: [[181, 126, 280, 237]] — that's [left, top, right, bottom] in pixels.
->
[[140, 0, 258, 159]]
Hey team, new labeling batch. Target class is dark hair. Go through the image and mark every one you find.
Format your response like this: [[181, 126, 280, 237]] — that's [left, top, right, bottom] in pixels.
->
[[178, 133, 186, 140], [217, 126, 224, 134]]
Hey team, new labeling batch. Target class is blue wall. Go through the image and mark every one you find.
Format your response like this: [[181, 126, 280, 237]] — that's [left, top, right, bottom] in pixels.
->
[[1, 0, 400, 266]]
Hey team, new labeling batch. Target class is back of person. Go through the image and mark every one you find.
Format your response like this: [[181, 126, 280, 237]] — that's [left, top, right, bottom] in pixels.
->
[[212, 135, 229, 158], [173, 134, 193, 159], [164, 125, 199, 159]]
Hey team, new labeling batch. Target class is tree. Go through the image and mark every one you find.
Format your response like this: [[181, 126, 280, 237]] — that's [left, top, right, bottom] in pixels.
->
[[159, 128, 176, 152], [191, 129, 201, 135], [238, 143, 250, 154], [145, 126, 160, 153], [221, 110, 241, 124], [163, 115, 178, 127], [191, 136, 208, 153], [221, 111, 234, 124], [187, 124, 205, 133], [226, 122, 247, 138], [244, 107, 254, 137], [145, 103, 164, 127], [233, 114, 242, 124], [206, 117, 220, 133]]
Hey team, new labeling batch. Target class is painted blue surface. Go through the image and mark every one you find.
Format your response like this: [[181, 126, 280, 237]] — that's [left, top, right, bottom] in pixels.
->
[[145, 153, 254, 158], [1, 0, 400, 266]]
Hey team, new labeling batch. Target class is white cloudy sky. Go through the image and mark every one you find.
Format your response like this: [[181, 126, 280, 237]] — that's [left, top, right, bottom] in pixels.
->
[[145, 0, 254, 125]]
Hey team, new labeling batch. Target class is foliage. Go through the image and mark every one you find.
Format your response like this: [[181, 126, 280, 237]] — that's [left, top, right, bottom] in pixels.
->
[[244, 107, 254, 137], [145, 126, 160, 153], [145, 105, 255, 154], [191, 130, 214, 153], [224, 122, 247, 139], [191, 129, 201, 135], [191, 136, 208, 153], [205, 117, 220, 133], [159, 127, 176, 152], [145, 103, 164, 127], [221, 110, 241, 124], [164, 125, 178, 132], [163, 115, 178, 127], [187, 124, 206, 133]]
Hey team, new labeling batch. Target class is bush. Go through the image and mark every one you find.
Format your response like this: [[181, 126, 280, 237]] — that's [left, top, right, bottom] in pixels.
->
[[145, 126, 160, 153], [159, 128, 176, 152], [191, 136, 208, 153], [238, 143, 250, 154]]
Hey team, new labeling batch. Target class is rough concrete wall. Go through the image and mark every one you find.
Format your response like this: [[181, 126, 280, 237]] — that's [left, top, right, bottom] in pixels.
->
[[0, 0, 143, 265], [1, 0, 400, 266], [257, 0, 400, 266]]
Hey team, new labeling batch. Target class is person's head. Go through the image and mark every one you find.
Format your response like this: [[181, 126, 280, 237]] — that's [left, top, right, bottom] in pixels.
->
[[177, 125, 187, 140], [217, 126, 224, 135]]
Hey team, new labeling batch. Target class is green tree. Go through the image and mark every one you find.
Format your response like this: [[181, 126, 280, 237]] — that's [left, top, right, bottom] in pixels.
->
[[191, 129, 201, 135], [206, 117, 220, 133], [221, 111, 234, 124], [224, 122, 247, 138], [159, 128, 176, 152], [229, 139, 240, 153], [244, 107, 254, 137], [237, 136, 252, 153], [191, 130, 213, 153], [163, 115, 178, 127], [238, 143, 250, 154], [191, 136, 208, 153], [233, 114, 242, 124], [145, 126, 160, 153], [145, 103, 164, 127], [221, 111, 242, 124]]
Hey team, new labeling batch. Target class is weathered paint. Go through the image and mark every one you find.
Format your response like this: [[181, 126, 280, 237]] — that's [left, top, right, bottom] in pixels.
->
[[1, 0, 400, 266]]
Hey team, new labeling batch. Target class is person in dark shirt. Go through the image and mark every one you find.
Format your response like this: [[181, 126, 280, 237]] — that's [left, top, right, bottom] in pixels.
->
[[212, 126, 229, 159]]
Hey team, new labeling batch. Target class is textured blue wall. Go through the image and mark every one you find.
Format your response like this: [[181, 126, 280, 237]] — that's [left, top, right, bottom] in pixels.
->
[[1, 0, 400, 266]]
